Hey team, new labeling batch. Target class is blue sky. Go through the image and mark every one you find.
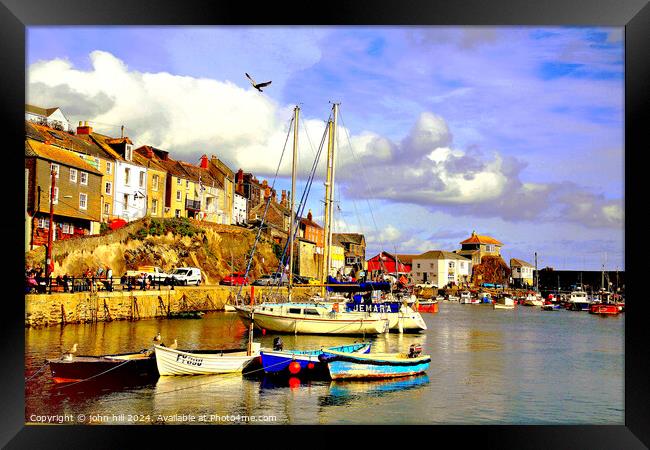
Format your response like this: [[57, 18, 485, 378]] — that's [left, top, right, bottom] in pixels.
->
[[26, 26, 624, 271]]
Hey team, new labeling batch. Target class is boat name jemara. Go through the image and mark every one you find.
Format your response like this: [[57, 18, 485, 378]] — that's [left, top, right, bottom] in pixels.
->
[[347, 303, 399, 313], [175, 354, 203, 366]]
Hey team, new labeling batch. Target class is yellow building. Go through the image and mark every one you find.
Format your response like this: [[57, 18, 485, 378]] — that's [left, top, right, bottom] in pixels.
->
[[133, 147, 167, 218]]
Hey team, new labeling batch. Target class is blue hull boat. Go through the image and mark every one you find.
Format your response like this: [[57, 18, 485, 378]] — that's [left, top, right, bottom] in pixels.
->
[[319, 349, 431, 380], [260, 342, 371, 378]]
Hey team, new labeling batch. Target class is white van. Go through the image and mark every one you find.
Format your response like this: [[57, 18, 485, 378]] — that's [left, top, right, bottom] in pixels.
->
[[169, 267, 202, 286]]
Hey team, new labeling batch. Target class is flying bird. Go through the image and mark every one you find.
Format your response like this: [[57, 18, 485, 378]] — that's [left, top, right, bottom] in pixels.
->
[[245, 73, 272, 92], [63, 343, 78, 360]]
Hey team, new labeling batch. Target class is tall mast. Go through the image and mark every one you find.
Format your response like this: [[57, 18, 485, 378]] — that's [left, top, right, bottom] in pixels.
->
[[321, 103, 339, 297], [287, 105, 299, 302], [534, 252, 538, 292]]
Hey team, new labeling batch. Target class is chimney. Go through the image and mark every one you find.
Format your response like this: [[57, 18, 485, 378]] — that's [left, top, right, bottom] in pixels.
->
[[307, 209, 313, 222], [237, 168, 244, 184], [262, 179, 268, 188], [145, 146, 154, 159], [200, 154, 209, 169], [281, 190, 287, 207], [76, 120, 93, 135], [264, 186, 271, 199]]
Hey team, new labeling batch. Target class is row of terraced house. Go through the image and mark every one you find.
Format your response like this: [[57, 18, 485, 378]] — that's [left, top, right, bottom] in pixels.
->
[[25, 105, 284, 251]]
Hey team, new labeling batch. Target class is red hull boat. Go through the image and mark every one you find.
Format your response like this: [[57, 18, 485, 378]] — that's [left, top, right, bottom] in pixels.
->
[[589, 303, 620, 316]]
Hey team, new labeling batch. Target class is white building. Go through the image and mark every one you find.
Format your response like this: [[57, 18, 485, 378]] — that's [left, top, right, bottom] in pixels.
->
[[412, 250, 472, 287], [111, 140, 148, 221], [510, 258, 534, 287], [233, 191, 247, 225], [25, 104, 73, 133]]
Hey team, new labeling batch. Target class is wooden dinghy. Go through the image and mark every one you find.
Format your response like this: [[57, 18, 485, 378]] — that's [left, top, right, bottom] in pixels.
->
[[48, 351, 157, 384], [154, 343, 261, 376], [319, 345, 430, 380]]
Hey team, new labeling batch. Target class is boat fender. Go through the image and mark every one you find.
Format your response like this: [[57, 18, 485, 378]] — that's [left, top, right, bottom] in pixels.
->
[[332, 303, 339, 312]]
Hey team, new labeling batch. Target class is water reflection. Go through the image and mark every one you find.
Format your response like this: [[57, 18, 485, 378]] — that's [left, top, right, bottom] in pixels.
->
[[320, 374, 430, 407]]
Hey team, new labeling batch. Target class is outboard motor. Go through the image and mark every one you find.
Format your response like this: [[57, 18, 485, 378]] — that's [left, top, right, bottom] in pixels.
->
[[273, 337, 284, 351], [408, 344, 423, 358]]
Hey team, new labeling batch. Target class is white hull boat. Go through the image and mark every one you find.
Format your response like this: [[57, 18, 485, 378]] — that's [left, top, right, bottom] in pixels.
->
[[493, 297, 515, 310], [154, 343, 261, 376], [240, 303, 390, 335]]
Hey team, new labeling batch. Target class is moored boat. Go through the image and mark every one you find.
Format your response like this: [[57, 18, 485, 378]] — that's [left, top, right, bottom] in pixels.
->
[[523, 292, 544, 306], [154, 343, 261, 376], [589, 303, 620, 315], [48, 350, 157, 384], [541, 303, 562, 311], [413, 299, 438, 313], [566, 288, 591, 311], [493, 297, 515, 310], [319, 345, 430, 380], [260, 342, 371, 378], [240, 302, 390, 335]]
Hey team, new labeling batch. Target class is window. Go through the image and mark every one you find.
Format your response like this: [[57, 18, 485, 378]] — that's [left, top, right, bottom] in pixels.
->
[[416, 263, 420, 268], [486, 244, 494, 252], [151, 199, 158, 216], [52, 186, 58, 205], [50, 163, 59, 178], [176, 190, 181, 201], [61, 223, 74, 234], [185, 180, 189, 189], [80, 172, 88, 186], [94, 157, 100, 167], [79, 193, 87, 210], [430, 263, 434, 268], [449, 261, 455, 269], [177, 178, 181, 185], [303, 308, 320, 316], [175, 209, 180, 218], [125, 145, 132, 161], [152, 174, 159, 191], [106, 161, 112, 174], [139, 171, 145, 188], [123, 194, 129, 208], [69, 168, 77, 183], [288, 308, 302, 315], [124, 168, 130, 185], [104, 202, 110, 216], [105, 181, 112, 195], [37, 217, 50, 229]]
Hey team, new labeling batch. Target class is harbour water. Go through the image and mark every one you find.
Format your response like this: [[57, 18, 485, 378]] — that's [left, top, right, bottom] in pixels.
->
[[25, 302, 624, 425]]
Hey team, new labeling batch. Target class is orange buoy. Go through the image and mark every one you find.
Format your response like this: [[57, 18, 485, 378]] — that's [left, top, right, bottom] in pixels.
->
[[307, 362, 315, 370]]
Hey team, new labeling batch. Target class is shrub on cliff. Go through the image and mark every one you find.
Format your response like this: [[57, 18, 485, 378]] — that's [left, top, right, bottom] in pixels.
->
[[133, 218, 204, 240]]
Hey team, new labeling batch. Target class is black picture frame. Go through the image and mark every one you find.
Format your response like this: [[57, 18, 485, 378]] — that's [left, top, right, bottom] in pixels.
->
[[1, 0, 647, 447]]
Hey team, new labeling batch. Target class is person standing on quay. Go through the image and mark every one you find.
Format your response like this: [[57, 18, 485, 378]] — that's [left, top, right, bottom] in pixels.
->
[[106, 266, 113, 292]]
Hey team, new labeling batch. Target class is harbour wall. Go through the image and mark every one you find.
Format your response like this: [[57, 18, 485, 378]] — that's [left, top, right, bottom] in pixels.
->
[[25, 285, 321, 328]]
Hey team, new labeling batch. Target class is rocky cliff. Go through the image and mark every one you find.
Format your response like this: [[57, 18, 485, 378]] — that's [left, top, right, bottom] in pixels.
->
[[25, 218, 280, 284]]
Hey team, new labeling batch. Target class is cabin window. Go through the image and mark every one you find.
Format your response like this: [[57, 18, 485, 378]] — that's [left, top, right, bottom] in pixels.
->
[[288, 308, 302, 315], [69, 168, 77, 183], [303, 308, 319, 316]]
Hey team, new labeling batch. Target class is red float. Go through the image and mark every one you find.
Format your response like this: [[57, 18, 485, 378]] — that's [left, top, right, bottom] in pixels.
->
[[307, 362, 315, 370], [288, 361, 301, 374]]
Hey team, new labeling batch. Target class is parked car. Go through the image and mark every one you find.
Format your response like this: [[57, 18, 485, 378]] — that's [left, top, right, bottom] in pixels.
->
[[125, 266, 171, 284], [168, 267, 202, 286], [252, 272, 288, 286], [221, 272, 249, 286]]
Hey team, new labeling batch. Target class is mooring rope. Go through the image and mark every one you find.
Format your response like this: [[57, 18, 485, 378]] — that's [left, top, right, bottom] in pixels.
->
[[25, 360, 49, 382]]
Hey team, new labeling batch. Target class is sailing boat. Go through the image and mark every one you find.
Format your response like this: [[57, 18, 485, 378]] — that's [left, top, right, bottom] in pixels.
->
[[237, 104, 391, 335]]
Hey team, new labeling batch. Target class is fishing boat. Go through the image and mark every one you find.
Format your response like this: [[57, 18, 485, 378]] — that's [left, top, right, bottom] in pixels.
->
[[154, 343, 261, 376], [319, 344, 430, 380], [589, 303, 620, 315], [460, 291, 473, 304], [523, 292, 544, 306], [566, 287, 591, 311], [260, 342, 371, 378], [493, 297, 515, 310], [48, 350, 157, 384]]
